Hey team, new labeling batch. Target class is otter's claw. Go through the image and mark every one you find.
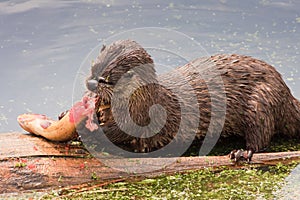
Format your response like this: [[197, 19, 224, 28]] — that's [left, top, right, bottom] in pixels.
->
[[229, 149, 253, 163]]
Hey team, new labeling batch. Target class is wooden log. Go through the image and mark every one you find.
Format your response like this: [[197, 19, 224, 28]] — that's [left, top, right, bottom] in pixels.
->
[[0, 132, 300, 195]]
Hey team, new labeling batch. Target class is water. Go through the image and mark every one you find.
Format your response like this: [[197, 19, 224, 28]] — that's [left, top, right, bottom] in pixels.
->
[[275, 164, 300, 199], [0, 0, 299, 132]]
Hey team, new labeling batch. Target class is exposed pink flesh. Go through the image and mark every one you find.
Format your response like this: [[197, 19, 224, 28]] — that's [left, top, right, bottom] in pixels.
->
[[68, 95, 98, 131]]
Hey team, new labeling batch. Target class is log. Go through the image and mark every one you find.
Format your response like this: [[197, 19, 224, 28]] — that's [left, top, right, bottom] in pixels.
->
[[0, 132, 300, 196]]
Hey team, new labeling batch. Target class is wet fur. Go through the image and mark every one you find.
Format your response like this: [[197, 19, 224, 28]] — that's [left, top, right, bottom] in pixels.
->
[[86, 39, 300, 154]]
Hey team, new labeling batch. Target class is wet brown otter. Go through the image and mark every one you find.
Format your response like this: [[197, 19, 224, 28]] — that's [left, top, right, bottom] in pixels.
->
[[86, 39, 300, 160]]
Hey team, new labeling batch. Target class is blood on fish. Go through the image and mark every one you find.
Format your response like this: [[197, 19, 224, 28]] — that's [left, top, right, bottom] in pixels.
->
[[69, 96, 98, 132]]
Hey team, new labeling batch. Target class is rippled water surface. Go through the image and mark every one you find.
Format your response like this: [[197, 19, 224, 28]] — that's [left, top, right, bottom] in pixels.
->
[[1, 0, 299, 132]]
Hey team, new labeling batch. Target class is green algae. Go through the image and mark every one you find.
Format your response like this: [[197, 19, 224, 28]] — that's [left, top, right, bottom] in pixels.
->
[[40, 136, 300, 200], [42, 161, 299, 200]]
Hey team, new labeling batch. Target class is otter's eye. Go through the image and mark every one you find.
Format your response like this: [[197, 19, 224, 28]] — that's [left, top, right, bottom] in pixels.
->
[[98, 76, 113, 85], [98, 77, 106, 83]]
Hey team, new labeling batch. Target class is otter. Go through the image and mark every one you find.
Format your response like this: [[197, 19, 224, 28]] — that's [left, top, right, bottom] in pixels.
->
[[85, 39, 300, 161]]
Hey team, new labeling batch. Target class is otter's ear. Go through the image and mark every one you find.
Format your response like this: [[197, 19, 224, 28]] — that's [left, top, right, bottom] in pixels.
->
[[100, 45, 106, 52]]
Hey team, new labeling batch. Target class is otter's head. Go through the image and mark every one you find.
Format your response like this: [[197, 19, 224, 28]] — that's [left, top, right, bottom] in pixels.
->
[[86, 40, 156, 104], [86, 40, 157, 126]]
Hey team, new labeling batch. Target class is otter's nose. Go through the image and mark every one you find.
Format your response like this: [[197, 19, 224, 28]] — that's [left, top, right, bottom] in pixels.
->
[[86, 79, 98, 92]]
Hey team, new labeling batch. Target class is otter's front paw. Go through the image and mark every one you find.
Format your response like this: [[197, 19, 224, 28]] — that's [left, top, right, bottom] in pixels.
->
[[229, 149, 253, 163]]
